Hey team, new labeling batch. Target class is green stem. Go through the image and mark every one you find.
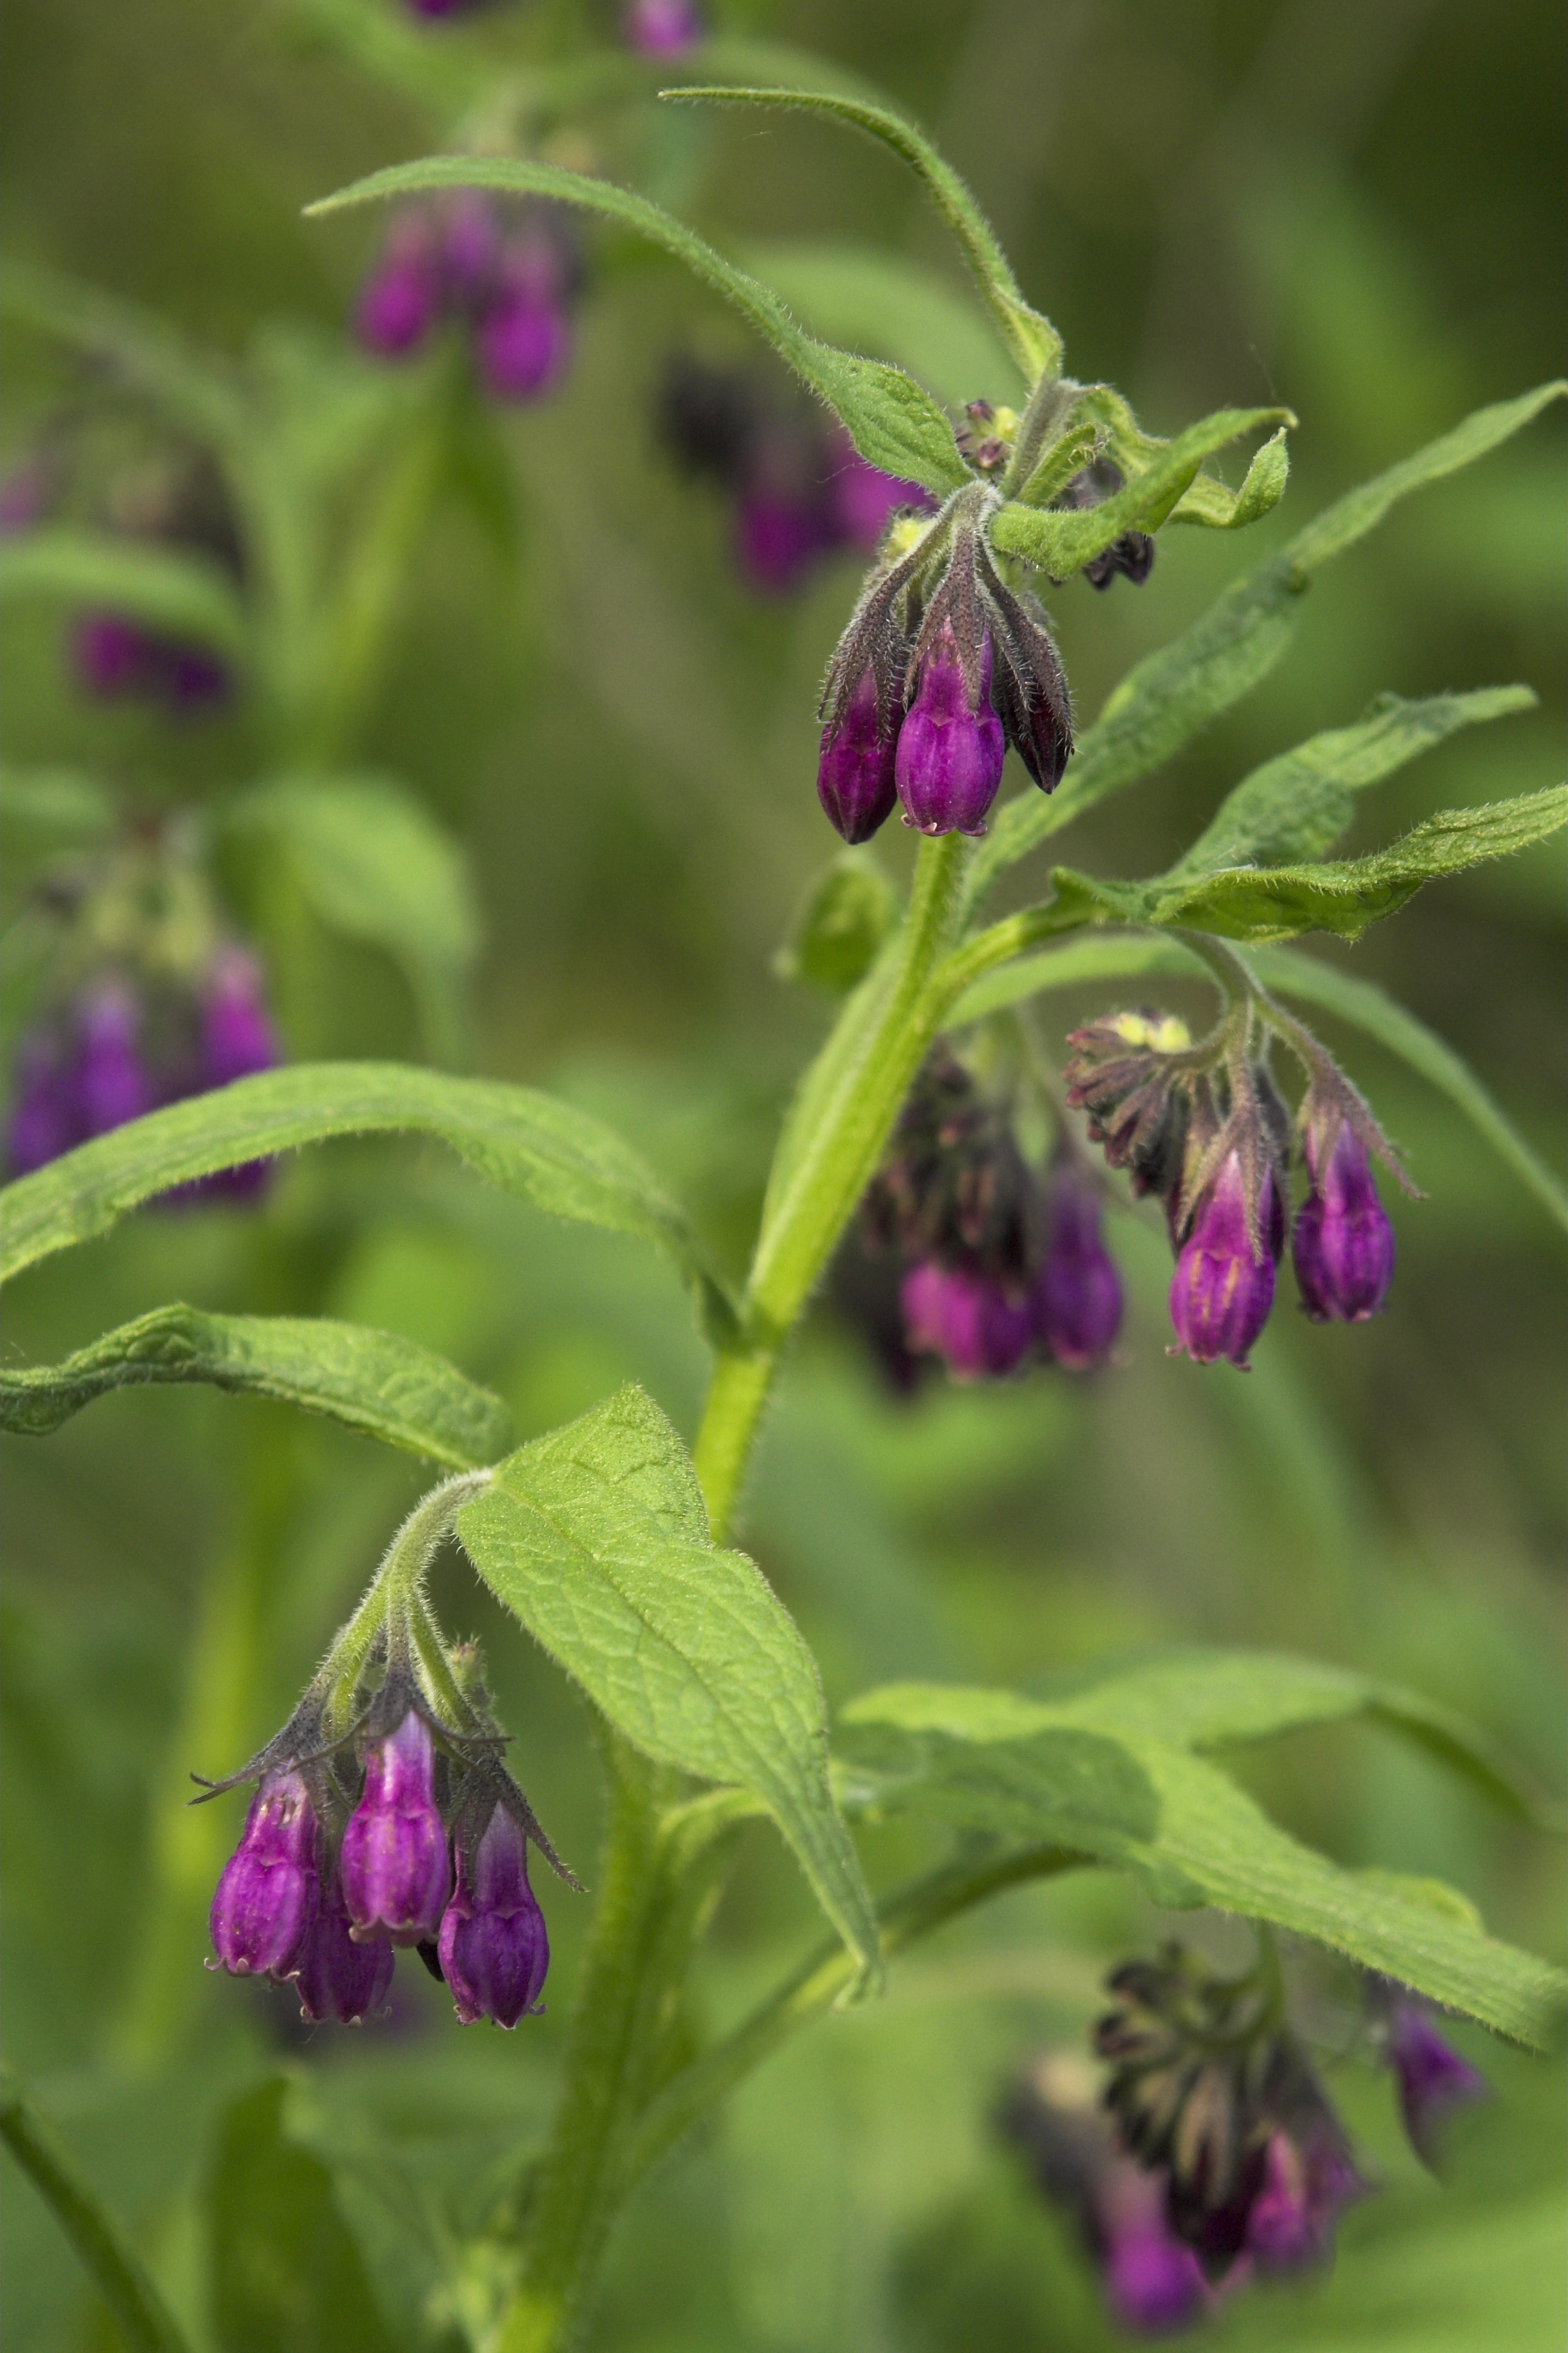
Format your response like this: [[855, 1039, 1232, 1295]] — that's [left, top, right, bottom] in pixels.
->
[[1, 2073, 193, 2353], [319, 1469, 492, 1731]]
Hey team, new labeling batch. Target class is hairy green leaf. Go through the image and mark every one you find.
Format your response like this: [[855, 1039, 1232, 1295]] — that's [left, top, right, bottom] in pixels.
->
[[306, 156, 970, 496], [0, 528, 248, 657], [1167, 425, 1292, 528], [1049, 785, 1566, 942], [971, 380, 1568, 901], [0, 1063, 733, 1335], [838, 1681, 1565, 2042], [989, 407, 1293, 576], [664, 86, 1058, 380], [1168, 687, 1537, 879], [0, 1303, 512, 1467], [457, 1386, 880, 1984], [736, 239, 1017, 407]]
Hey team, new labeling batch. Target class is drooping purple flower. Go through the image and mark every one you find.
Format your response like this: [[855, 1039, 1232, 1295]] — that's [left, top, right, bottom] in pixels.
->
[[474, 242, 572, 403], [209, 1769, 318, 1979], [441, 191, 503, 306], [735, 486, 826, 593], [1243, 2123, 1366, 2271], [1097, 2165, 1211, 2334], [76, 983, 153, 1136], [341, 1707, 452, 1946], [1034, 1159, 1123, 1370], [437, 1802, 550, 2027], [200, 947, 280, 1087], [895, 625, 1007, 836], [623, 0, 704, 57], [356, 209, 443, 356], [406, 0, 475, 16], [816, 664, 900, 844], [1384, 1996, 1487, 2165], [73, 611, 157, 697], [291, 1858, 396, 2025], [901, 1258, 1036, 1380], [828, 439, 933, 553], [1292, 1121, 1396, 1323], [6, 1033, 79, 1176], [1168, 1150, 1283, 1367]]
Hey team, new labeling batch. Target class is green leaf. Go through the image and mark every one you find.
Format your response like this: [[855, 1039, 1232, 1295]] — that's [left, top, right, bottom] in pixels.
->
[[306, 156, 970, 498], [457, 1386, 880, 1985], [988, 406, 1294, 577], [0, 528, 248, 658], [229, 776, 479, 1058], [1168, 687, 1537, 879], [838, 1680, 1566, 2043], [205, 2077, 397, 2353], [972, 380, 1568, 900], [664, 86, 1058, 382], [0, 1303, 513, 1467], [1167, 424, 1292, 528], [1, 259, 248, 449], [0, 1062, 734, 1337], [736, 239, 1017, 408], [1049, 784, 1566, 942], [774, 849, 898, 995]]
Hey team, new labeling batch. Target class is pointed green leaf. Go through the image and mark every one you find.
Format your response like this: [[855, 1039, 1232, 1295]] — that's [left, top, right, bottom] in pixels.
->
[[664, 86, 1058, 381], [838, 1682, 1565, 2043], [972, 380, 1568, 900], [1166, 425, 1292, 528], [0, 1304, 512, 1467], [989, 407, 1294, 576], [457, 1386, 880, 1984], [1168, 687, 1537, 879], [0, 528, 248, 657], [0, 1063, 734, 1339], [306, 156, 970, 496]]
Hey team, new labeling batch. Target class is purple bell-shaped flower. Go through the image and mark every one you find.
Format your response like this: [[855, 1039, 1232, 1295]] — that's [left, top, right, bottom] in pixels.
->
[[1034, 1159, 1123, 1370], [209, 1769, 318, 1979], [901, 1258, 1037, 1380], [1384, 1993, 1487, 2165], [1168, 1151, 1284, 1367], [816, 666, 900, 844], [291, 1858, 396, 2026], [475, 258, 572, 404], [437, 1802, 550, 2027], [1242, 2123, 1366, 2272], [895, 625, 1007, 836], [1292, 1121, 1396, 1322], [341, 1707, 452, 1946], [622, 0, 704, 57]]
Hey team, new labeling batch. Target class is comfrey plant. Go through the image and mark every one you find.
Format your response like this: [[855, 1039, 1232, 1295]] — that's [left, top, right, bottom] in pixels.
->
[[2, 84, 1564, 2353]]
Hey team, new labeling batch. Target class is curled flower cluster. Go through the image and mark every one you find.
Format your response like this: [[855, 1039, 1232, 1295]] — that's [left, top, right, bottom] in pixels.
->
[[1064, 1009, 1400, 1368], [855, 1048, 1123, 1382], [205, 1645, 572, 2030], [658, 354, 934, 596], [357, 194, 579, 405]]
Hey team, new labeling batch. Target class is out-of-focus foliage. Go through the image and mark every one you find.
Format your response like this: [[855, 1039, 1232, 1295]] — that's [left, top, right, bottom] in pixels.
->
[[1, 1, 1562, 2349]]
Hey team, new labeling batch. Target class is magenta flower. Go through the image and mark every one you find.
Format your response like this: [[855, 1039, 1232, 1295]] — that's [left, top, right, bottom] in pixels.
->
[[1243, 2124, 1366, 2271], [901, 1258, 1036, 1379], [291, 1860, 396, 2025], [341, 1708, 452, 1946], [816, 665, 900, 844], [895, 625, 1007, 836], [438, 1802, 550, 2027], [1096, 2165, 1209, 2334], [1034, 1160, 1123, 1370], [209, 1770, 318, 1979], [1292, 1122, 1396, 1322], [1168, 1151, 1283, 1367], [1385, 1996, 1487, 2165], [475, 273, 572, 404], [828, 439, 933, 552]]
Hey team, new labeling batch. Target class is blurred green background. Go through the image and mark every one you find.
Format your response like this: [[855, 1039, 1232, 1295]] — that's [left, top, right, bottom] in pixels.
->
[[2, 2, 1563, 2348]]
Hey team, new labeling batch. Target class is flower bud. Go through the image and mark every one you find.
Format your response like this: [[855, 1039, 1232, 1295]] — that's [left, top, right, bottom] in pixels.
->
[[1168, 1151, 1283, 1367], [200, 948, 280, 1089], [1381, 1991, 1486, 2166], [475, 269, 571, 404], [901, 1258, 1036, 1380], [623, 0, 704, 56], [291, 1858, 396, 2025], [895, 625, 1006, 836], [355, 223, 442, 357], [816, 666, 899, 844], [209, 1770, 317, 1979], [76, 983, 153, 1137], [1292, 1122, 1395, 1323], [1034, 1160, 1123, 1370], [341, 1707, 452, 1946], [1242, 2119, 1365, 2272], [437, 1802, 551, 2026]]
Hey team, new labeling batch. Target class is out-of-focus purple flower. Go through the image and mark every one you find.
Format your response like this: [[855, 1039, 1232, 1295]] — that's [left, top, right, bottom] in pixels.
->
[[1097, 2165, 1211, 2334], [341, 1707, 452, 1946], [735, 486, 826, 593], [76, 983, 153, 1136], [1383, 1994, 1487, 2165], [209, 1770, 318, 1979], [1292, 1121, 1396, 1323], [623, 0, 704, 57], [356, 210, 443, 356], [291, 1859, 396, 2026], [901, 1258, 1036, 1379], [0, 451, 57, 535], [895, 625, 1007, 836], [1168, 1150, 1283, 1367], [73, 611, 157, 697], [437, 1802, 550, 2027], [200, 948, 280, 1087], [828, 438, 933, 552], [1243, 2123, 1366, 2272], [406, 0, 476, 16], [1034, 1158, 1122, 1370], [442, 191, 503, 304], [475, 273, 572, 404], [6, 1034, 78, 1176], [816, 664, 900, 843]]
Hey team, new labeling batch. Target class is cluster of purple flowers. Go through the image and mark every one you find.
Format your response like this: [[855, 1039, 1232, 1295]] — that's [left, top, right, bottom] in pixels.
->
[[7, 944, 279, 1189], [856, 1048, 1123, 1384], [206, 1659, 564, 2030], [658, 354, 935, 597], [356, 193, 579, 405], [1064, 1010, 1398, 1368]]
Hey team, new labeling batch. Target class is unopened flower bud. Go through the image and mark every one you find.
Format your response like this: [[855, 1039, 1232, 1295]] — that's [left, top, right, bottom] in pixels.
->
[[438, 1802, 550, 2026], [816, 666, 899, 844], [292, 1859, 397, 2024], [356, 215, 442, 356], [475, 268, 571, 404], [209, 1770, 317, 1978], [1168, 1151, 1283, 1367], [200, 948, 280, 1089], [341, 1707, 452, 1945], [1292, 1122, 1395, 1322], [901, 1258, 1036, 1379], [1380, 1989, 1486, 2166], [1034, 1159, 1123, 1370], [895, 625, 1006, 835]]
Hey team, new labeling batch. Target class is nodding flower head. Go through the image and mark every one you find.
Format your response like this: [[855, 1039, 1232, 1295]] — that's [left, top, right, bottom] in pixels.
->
[[209, 1769, 318, 1980], [1370, 1981, 1487, 2166], [355, 216, 442, 356], [1033, 1155, 1123, 1371], [438, 1799, 551, 2027], [475, 246, 572, 404], [1292, 1115, 1396, 1323], [357, 197, 579, 405], [895, 622, 1007, 836], [1168, 1147, 1285, 1368], [340, 1700, 452, 1947], [291, 1858, 396, 2026], [816, 664, 900, 845]]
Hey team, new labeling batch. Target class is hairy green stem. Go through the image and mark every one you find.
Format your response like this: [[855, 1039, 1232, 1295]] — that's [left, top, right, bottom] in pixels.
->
[[320, 1468, 492, 1731]]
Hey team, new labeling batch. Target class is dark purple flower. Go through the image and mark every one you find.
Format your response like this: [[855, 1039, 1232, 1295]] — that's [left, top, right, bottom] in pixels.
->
[[163, 643, 231, 712], [437, 1802, 550, 2027], [476, 283, 571, 403], [1034, 1160, 1123, 1370], [901, 1258, 1036, 1379], [828, 439, 933, 552], [1097, 2165, 1211, 2334], [1168, 1151, 1283, 1367], [816, 665, 899, 844], [73, 611, 157, 697], [341, 1707, 452, 1946], [895, 625, 1007, 836], [1384, 1997, 1487, 2165], [623, 0, 704, 56], [735, 486, 826, 593], [200, 948, 280, 1087], [76, 983, 153, 1136], [209, 1769, 318, 1979], [291, 1858, 396, 2025], [7, 1034, 79, 1175], [1243, 2123, 1366, 2271], [1292, 1122, 1396, 1323]]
